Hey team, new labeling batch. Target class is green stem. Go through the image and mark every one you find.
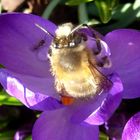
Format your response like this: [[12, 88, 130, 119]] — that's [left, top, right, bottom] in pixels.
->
[[42, 0, 60, 19], [78, 3, 89, 24]]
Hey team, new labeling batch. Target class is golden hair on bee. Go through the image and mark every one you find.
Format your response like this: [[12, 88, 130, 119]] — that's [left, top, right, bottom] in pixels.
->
[[35, 23, 112, 105]]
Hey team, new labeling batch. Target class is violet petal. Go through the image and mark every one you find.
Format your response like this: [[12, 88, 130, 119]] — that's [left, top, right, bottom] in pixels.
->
[[122, 112, 140, 140], [32, 108, 99, 140], [104, 29, 140, 99], [71, 74, 123, 125], [0, 13, 57, 77], [0, 69, 63, 111]]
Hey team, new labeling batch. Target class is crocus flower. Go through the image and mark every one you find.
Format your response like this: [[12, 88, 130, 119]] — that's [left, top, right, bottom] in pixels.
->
[[0, 13, 139, 140], [122, 112, 140, 140]]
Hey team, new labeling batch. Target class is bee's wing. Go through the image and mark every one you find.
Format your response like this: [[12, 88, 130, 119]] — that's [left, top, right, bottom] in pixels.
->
[[88, 61, 113, 92]]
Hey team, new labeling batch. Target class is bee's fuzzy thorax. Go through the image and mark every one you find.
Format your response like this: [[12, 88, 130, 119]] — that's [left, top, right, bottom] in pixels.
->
[[50, 47, 89, 73]]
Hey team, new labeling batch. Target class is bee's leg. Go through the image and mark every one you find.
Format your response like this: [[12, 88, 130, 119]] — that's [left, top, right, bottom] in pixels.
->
[[60, 88, 75, 105], [94, 39, 112, 68], [82, 24, 112, 68], [93, 38, 102, 55], [97, 56, 112, 68], [82, 24, 102, 54], [61, 95, 75, 106], [56, 81, 75, 105]]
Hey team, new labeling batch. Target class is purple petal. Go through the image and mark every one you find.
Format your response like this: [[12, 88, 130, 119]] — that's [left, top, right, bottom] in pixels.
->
[[32, 108, 99, 140], [0, 69, 63, 111], [71, 74, 123, 125], [104, 29, 140, 99], [0, 13, 57, 77], [122, 112, 140, 140]]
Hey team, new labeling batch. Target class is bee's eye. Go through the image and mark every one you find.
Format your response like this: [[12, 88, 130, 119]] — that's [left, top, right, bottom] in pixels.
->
[[73, 33, 87, 45], [69, 42, 75, 47], [74, 36, 82, 45], [81, 34, 87, 41], [53, 43, 58, 48]]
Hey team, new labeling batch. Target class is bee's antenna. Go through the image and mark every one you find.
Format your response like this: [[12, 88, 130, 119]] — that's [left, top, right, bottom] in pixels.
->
[[35, 23, 55, 38], [70, 24, 84, 35]]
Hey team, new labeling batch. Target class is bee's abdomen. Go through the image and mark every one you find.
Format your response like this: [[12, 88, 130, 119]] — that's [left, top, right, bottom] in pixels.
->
[[56, 66, 101, 98], [64, 79, 99, 98]]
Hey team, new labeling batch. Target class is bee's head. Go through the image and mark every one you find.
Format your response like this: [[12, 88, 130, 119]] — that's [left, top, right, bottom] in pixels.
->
[[51, 23, 87, 50]]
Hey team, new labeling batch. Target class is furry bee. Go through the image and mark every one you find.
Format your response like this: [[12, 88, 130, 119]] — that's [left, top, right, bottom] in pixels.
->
[[36, 23, 112, 105]]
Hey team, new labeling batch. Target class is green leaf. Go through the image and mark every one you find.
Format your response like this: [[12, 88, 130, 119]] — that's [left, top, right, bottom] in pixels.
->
[[95, 0, 112, 23], [0, 90, 22, 106], [133, 0, 140, 18], [99, 0, 140, 33], [110, 0, 119, 8], [112, 3, 132, 20], [0, 131, 15, 140], [86, 19, 101, 26], [99, 132, 109, 140], [66, 0, 94, 6], [25, 135, 32, 140]]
